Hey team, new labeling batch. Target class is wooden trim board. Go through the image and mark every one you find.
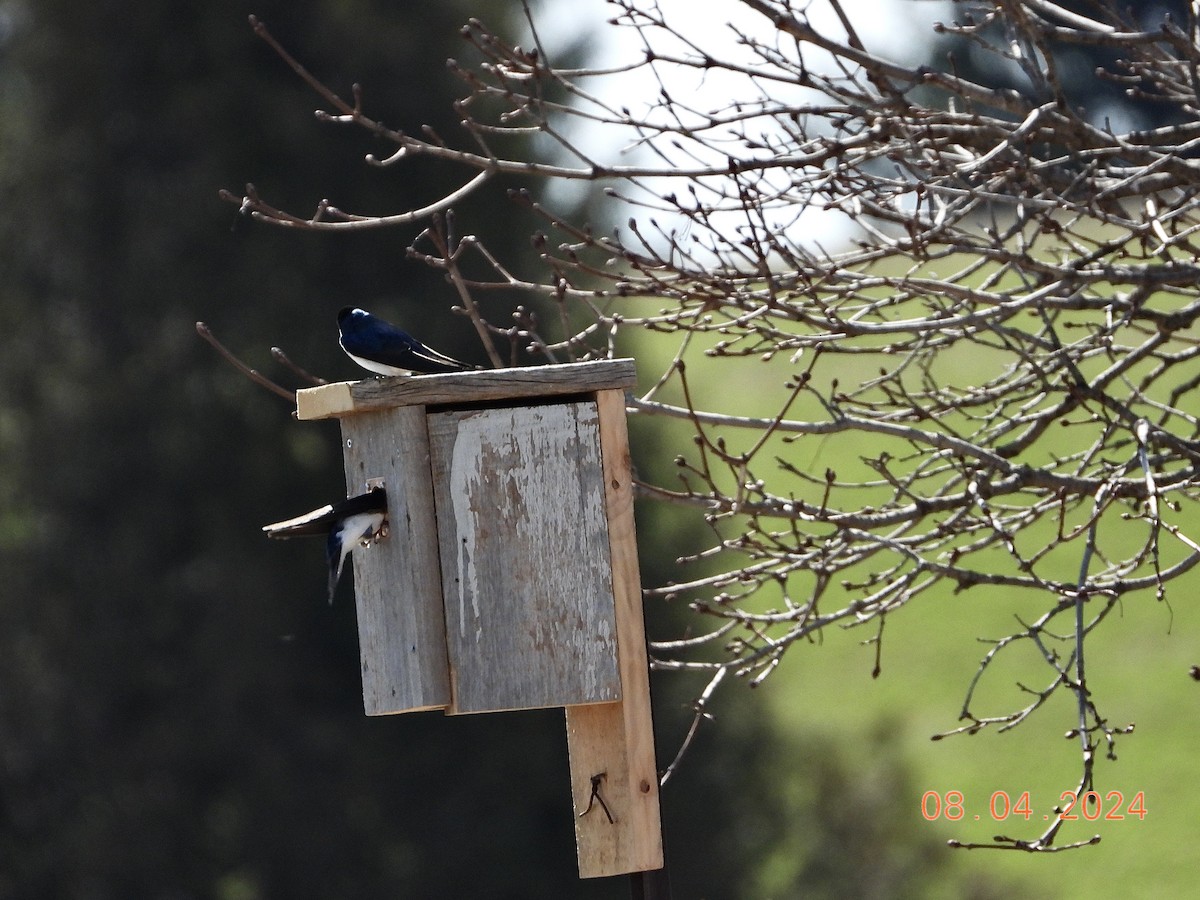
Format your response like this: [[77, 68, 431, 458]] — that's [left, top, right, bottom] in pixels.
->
[[297, 359, 637, 421]]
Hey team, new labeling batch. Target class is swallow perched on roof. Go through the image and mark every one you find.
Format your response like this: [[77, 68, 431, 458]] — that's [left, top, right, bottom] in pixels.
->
[[262, 488, 388, 604], [337, 306, 476, 376]]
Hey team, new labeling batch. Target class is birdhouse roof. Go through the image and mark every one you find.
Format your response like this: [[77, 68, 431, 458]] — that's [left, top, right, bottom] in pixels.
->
[[296, 358, 637, 420]]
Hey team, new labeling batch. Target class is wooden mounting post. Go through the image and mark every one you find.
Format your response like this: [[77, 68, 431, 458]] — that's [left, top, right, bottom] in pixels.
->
[[296, 359, 663, 878], [565, 388, 663, 877]]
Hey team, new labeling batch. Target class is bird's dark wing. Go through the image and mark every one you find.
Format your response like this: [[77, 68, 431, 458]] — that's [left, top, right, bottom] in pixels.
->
[[340, 312, 473, 374], [262, 503, 338, 538], [405, 339, 474, 372], [262, 488, 388, 539], [347, 333, 471, 373]]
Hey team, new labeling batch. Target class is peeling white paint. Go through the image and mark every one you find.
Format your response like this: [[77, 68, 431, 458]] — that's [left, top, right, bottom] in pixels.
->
[[431, 402, 621, 712], [449, 415, 486, 643]]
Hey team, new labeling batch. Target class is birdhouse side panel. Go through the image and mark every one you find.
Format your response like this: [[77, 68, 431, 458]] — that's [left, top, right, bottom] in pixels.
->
[[428, 401, 621, 714], [342, 406, 452, 715]]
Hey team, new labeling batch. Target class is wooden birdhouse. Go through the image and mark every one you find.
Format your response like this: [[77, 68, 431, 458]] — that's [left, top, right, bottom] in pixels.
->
[[295, 359, 662, 879]]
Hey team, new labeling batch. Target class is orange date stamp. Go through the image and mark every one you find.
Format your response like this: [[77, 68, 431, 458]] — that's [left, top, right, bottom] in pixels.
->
[[921, 790, 1147, 822]]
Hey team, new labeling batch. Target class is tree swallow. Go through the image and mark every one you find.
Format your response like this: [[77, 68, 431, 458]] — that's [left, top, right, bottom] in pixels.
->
[[337, 306, 476, 375], [262, 488, 388, 604]]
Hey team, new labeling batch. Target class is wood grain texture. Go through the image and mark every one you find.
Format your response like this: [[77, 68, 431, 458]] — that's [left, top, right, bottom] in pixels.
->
[[297, 359, 637, 420], [341, 406, 452, 715], [566, 388, 663, 877], [428, 401, 621, 714]]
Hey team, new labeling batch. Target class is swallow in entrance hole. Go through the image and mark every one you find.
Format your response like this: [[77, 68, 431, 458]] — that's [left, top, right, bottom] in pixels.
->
[[337, 306, 477, 376], [262, 488, 388, 603]]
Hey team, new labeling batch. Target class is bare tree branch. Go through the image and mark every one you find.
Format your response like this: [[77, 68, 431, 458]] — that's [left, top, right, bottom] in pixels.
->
[[195, 322, 297, 403], [224, 1, 1200, 849]]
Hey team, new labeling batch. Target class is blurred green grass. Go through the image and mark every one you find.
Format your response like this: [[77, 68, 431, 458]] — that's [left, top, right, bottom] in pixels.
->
[[618, 286, 1199, 896]]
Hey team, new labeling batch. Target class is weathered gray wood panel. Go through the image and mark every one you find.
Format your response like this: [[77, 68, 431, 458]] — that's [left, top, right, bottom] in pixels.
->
[[341, 405, 451, 715], [428, 401, 621, 713]]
